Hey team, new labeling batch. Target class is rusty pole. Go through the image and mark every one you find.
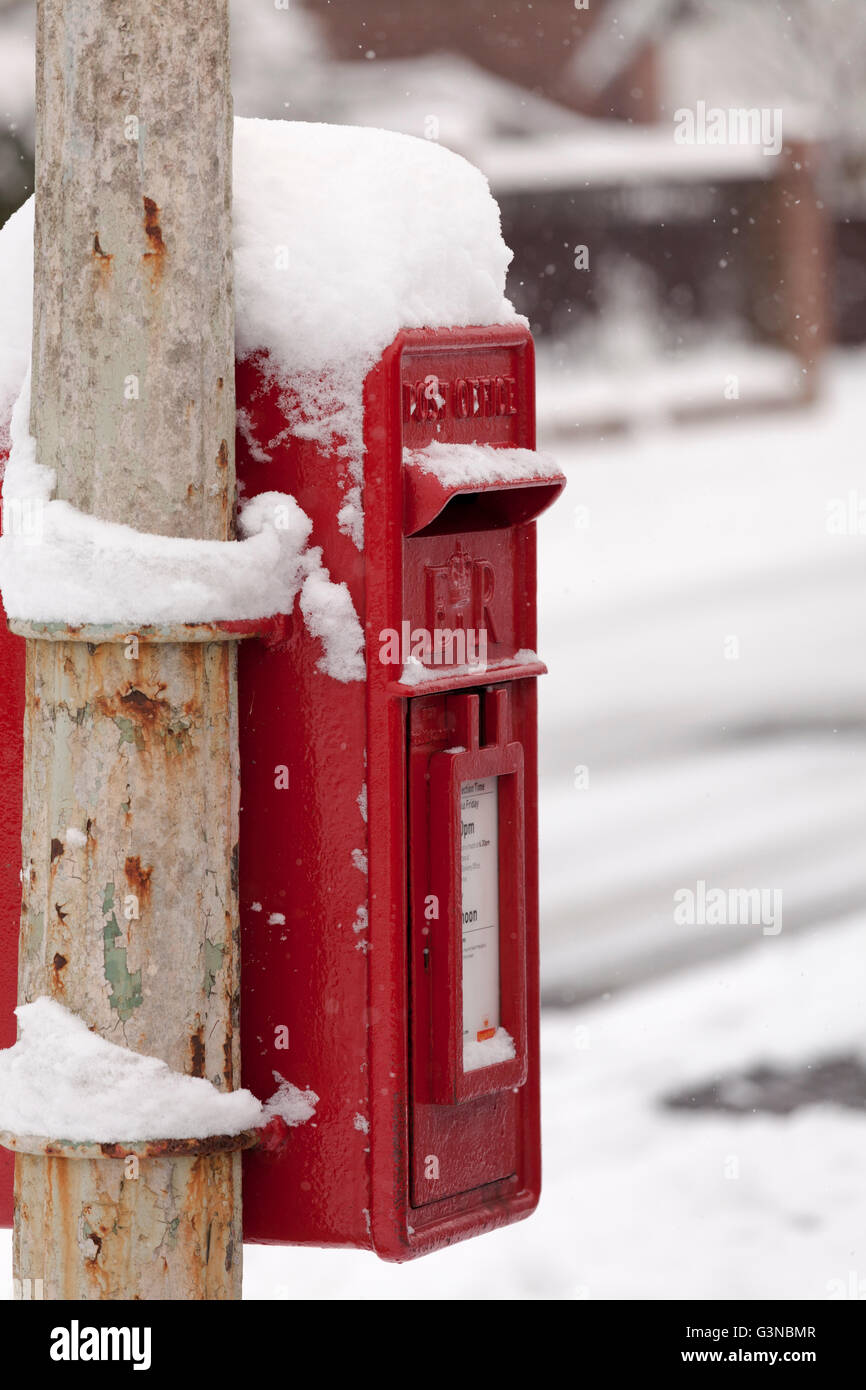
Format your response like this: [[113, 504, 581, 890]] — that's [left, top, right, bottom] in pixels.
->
[[12, 1, 241, 1298]]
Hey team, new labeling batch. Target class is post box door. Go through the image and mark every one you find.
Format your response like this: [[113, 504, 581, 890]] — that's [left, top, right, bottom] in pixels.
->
[[407, 683, 531, 1208]]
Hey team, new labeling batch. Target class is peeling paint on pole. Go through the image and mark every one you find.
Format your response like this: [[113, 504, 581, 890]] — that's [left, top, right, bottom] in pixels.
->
[[31, 0, 235, 541], [15, 1152, 241, 1301], [14, 0, 241, 1300], [18, 641, 240, 1079]]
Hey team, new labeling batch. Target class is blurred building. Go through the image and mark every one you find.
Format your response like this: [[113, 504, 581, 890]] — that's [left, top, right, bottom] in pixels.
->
[[284, 1, 828, 413], [0, 0, 850, 396], [305, 0, 660, 124], [0, 0, 37, 226]]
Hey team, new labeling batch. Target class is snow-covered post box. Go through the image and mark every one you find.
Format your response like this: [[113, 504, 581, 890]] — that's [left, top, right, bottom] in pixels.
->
[[0, 119, 563, 1262], [231, 122, 565, 1259]]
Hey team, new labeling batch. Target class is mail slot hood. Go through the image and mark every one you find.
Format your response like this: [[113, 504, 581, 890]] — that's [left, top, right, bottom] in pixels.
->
[[403, 443, 566, 537]]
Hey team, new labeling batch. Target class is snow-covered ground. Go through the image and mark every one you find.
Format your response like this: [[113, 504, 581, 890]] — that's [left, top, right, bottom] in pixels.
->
[[538, 350, 866, 996], [229, 912, 861, 1301]]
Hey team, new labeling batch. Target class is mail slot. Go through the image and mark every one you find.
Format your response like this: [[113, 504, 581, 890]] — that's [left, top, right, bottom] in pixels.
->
[[237, 324, 564, 1259]]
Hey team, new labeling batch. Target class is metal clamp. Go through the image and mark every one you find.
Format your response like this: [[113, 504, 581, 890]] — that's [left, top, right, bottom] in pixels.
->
[[7, 615, 293, 648], [0, 1114, 290, 1160]]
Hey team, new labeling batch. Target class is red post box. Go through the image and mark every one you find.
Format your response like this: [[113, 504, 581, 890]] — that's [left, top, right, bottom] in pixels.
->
[[0, 460, 24, 1221], [0, 324, 563, 1259], [237, 323, 563, 1258]]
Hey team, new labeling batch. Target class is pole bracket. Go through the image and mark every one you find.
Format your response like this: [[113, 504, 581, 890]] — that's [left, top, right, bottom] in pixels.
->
[[0, 1114, 290, 1160], [7, 615, 293, 648]]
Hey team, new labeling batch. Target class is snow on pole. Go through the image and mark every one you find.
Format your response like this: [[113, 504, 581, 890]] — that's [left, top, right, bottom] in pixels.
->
[[11, 0, 244, 1300], [0, 998, 317, 1146]]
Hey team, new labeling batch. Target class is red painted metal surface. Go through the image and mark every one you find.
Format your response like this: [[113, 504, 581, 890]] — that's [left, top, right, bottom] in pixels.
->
[[0, 325, 563, 1257], [0, 445, 24, 1228]]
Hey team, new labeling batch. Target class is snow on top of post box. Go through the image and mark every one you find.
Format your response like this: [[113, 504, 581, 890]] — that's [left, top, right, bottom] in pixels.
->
[[233, 118, 521, 459], [0, 118, 522, 458]]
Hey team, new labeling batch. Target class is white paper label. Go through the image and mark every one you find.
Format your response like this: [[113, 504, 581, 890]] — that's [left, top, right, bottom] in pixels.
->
[[460, 777, 500, 1053]]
